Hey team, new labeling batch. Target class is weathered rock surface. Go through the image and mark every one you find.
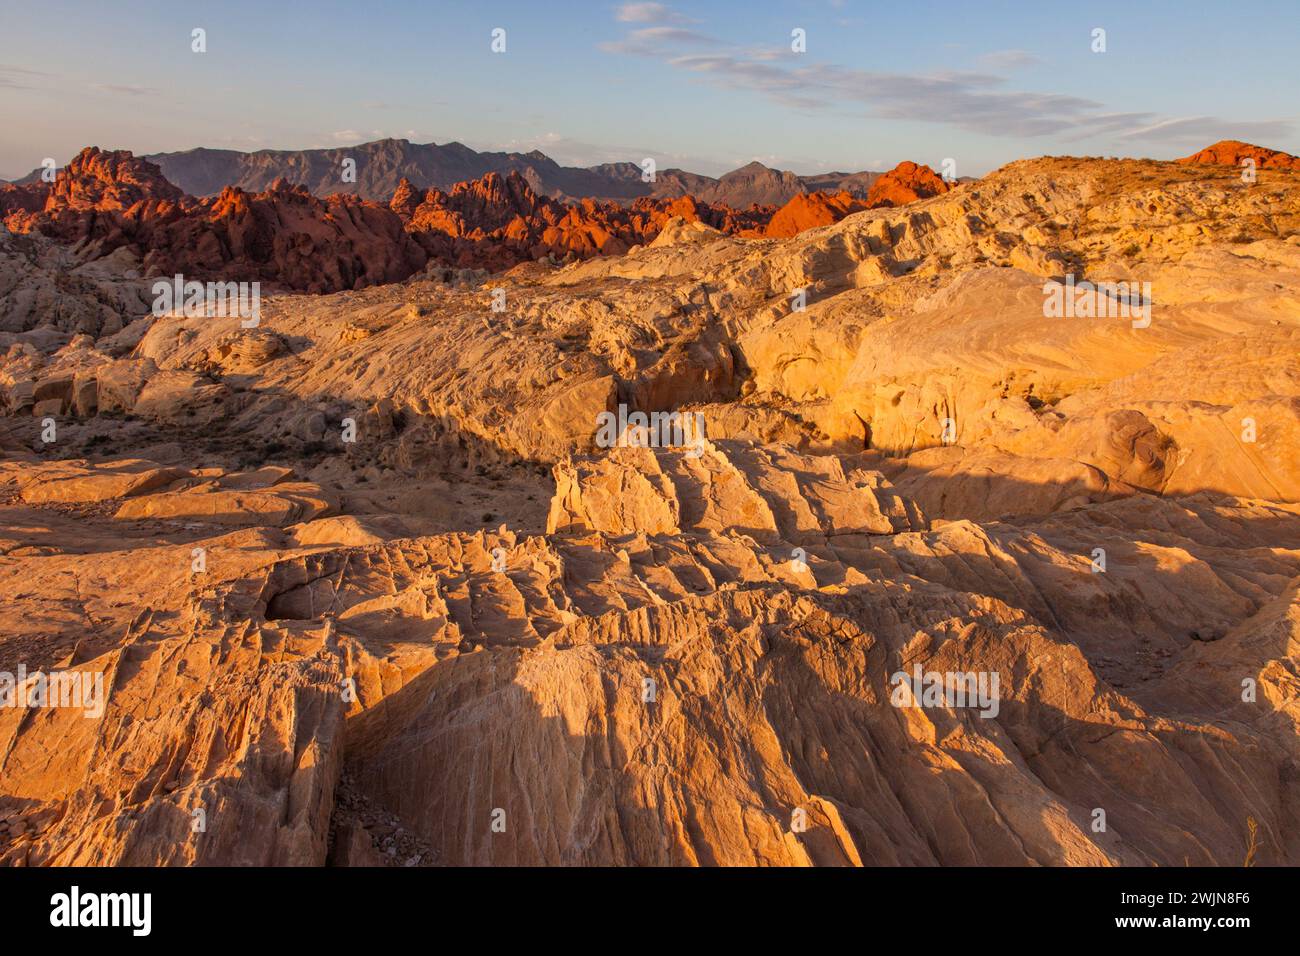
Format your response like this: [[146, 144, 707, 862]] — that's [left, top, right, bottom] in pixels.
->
[[1, 145, 1298, 868], [548, 440, 926, 540]]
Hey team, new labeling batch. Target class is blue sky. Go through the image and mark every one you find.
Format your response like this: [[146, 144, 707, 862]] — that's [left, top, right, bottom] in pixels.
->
[[1, 0, 1297, 180]]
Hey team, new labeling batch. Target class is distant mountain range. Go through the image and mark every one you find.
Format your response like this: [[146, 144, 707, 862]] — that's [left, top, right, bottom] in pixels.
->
[[10, 138, 885, 207], [2, 143, 956, 290]]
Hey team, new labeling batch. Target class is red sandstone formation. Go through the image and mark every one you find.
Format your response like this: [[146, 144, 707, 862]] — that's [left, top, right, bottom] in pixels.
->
[[1, 147, 192, 245], [388, 177, 424, 219], [0, 148, 958, 282], [761, 190, 870, 238], [1176, 139, 1300, 170], [42, 146, 187, 212], [865, 161, 952, 208], [1, 149, 426, 292], [394, 171, 770, 270]]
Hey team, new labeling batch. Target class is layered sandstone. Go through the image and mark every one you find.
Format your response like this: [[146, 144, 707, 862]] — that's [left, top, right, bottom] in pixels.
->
[[1, 145, 1298, 867]]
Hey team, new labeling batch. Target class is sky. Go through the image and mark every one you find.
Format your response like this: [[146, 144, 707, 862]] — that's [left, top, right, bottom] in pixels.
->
[[1, 0, 1297, 180]]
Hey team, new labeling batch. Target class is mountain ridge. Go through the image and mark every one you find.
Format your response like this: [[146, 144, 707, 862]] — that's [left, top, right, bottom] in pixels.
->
[[11, 137, 886, 206], [0, 146, 948, 282]]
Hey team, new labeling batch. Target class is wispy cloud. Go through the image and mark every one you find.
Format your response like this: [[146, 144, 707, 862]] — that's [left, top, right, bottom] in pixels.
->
[[978, 50, 1042, 71], [666, 54, 1125, 136], [91, 83, 158, 96], [1113, 116, 1296, 145], [0, 64, 48, 89], [598, 10, 1293, 147], [601, 25, 716, 54], [323, 128, 428, 147], [631, 26, 714, 44], [616, 2, 697, 25]]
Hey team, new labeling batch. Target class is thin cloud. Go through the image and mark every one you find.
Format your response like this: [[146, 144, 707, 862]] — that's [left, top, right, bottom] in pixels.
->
[[601, 17, 1292, 145], [601, 25, 716, 55], [978, 50, 1042, 71], [1114, 116, 1295, 145], [0, 64, 47, 89], [91, 83, 158, 96], [616, 3, 697, 25], [630, 26, 714, 44]]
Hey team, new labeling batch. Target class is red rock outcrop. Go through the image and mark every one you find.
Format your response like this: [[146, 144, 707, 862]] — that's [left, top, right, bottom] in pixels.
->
[[395, 171, 771, 270], [2, 147, 949, 283], [626, 194, 770, 239], [1, 149, 427, 292], [1, 147, 193, 243], [172, 180, 427, 293], [761, 190, 870, 238], [43, 146, 187, 212], [388, 177, 423, 219], [0, 183, 47, 221], [1176, 139, 1300, 170], [865, 160, 952, 208]]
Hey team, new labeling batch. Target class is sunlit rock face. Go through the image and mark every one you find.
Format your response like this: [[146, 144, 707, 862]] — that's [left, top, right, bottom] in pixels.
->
[[1, 145, 1299, 866]]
